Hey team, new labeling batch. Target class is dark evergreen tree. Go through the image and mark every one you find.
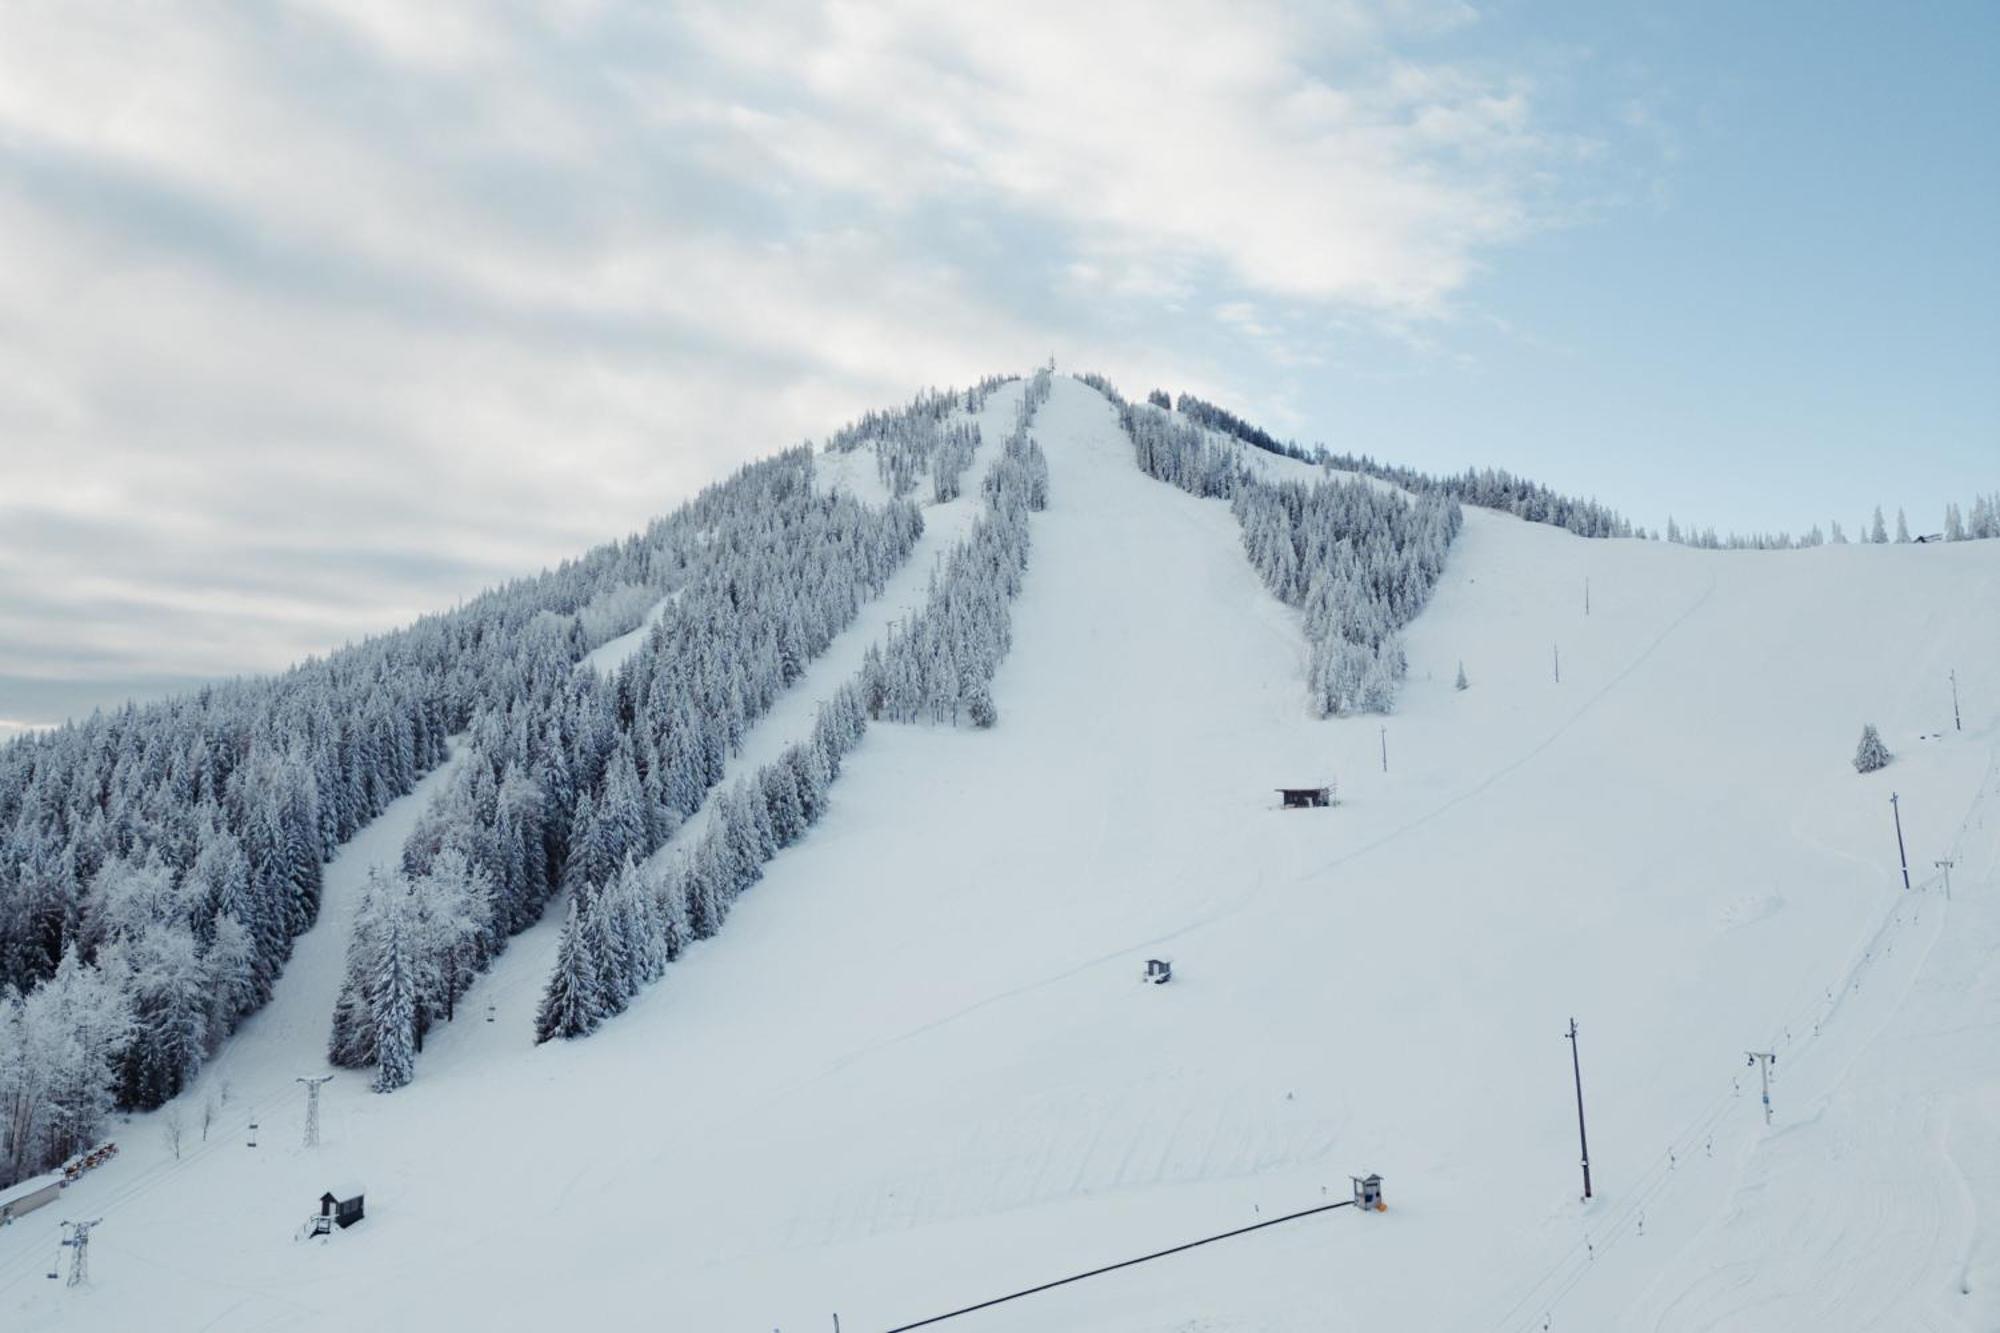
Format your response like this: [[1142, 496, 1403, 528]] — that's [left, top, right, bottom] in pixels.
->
[[535, 897, 604, 1043], [371, 913, 417, 1093]]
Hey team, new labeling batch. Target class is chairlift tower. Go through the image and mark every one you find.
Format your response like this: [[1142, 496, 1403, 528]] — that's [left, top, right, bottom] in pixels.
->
[[1746, 1051, 1777, 1126], [297, 1075, 334, 1149], [54, 1219, 101, 1287]]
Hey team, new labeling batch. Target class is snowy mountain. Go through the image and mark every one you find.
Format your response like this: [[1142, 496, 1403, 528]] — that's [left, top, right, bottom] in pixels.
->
[[2, 370, 1997, 1332]]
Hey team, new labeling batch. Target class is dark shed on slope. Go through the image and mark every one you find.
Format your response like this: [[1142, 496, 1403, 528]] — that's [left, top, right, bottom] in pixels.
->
[[1277, 786, 1332, 809], [318, 1184, 365, 1229]]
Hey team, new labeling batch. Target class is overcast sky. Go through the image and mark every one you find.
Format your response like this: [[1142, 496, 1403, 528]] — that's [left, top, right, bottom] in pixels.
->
[[1, 0, 1993, 732]]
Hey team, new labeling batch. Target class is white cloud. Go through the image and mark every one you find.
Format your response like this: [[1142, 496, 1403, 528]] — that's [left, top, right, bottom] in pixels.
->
[[0, 0, 1583, 714], [669, 0, 1565, 312]]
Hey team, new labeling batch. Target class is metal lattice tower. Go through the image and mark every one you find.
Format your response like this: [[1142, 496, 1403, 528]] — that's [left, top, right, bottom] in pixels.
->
[[58, 1219, 101, 1287], [297, 1075, 334, 1149]]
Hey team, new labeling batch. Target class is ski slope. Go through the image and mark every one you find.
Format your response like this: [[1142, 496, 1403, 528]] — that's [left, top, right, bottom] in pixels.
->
[[4, 375, 1997, 1332]]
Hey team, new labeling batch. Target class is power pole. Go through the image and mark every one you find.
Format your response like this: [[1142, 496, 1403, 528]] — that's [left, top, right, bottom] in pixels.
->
[[1891, 792, 1911, 891], [297, 1075, 333, 1149], [1950, 669, 1961, 732], [1553, 645, 1561, 685], [1566, 1019, 1593, 1201], [1379, 725, 1388, 774], [1746, 1052, 1776, 1125], [57, 1219, 101, 1287], [1584, 577, 1591, 616], [1936, 858, 1955, 900]]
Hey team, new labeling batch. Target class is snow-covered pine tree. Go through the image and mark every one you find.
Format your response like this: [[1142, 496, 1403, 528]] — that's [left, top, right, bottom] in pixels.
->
[[114, 923, 211, 1107], [410, 850, 494, 1027], [654, 860, 691, 963], [613, 858, 666, 988], [371, 912, 417, 1093], [580, 878, 633, 1018], [205, 912, 261, 1037], [1853, 724, 1891, 774], [761, 760, 806, 848], [534, 896, 604, 1043], [683, 845, 722, 941], [967, 682, 998, 728]]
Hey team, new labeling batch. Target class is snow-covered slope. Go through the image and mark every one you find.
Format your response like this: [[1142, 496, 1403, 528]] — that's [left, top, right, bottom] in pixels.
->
[[4, 377, 1996, 1332]]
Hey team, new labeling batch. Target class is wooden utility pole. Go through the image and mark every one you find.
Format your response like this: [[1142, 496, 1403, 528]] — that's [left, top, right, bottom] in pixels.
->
[[1566, 1018, 1592, 1201], [1891, 792, 1911, 890], [1553, 645, 1561, 684], [1950, 669, 1962, 732], [1585, 577, 1591, 616], [1380, 725, 1388, 774]]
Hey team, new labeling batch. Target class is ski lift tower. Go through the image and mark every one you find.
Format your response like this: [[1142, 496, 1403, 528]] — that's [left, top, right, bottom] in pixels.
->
[[51, 1219, 102, 1287], [296, 1075, 334, 1149], [1747, 1051, 1777, 1125]]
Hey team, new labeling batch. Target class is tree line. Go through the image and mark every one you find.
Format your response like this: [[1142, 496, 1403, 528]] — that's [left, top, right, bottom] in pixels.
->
[[1667, 494, 2000, 549], [0, 378, 1008, 1179], [328, 449, 926, 1090], [1088, 377, 1462, 717], [1096, 376, 1997, 552], [865, 367, 1051, 727], [531, 368, 1052, 1042], [824, 375, 1016, 501]]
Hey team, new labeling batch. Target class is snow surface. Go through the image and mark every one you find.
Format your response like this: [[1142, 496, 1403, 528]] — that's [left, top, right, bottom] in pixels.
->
[[4, 375, 1998, 1333]]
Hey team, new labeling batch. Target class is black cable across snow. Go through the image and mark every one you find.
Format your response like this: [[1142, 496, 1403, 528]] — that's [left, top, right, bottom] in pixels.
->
[[881, 1198, 1358, 1331]]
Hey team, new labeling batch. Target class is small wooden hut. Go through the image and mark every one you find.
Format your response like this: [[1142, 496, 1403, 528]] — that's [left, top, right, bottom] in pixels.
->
[[318, 1184, 365, 1230]]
